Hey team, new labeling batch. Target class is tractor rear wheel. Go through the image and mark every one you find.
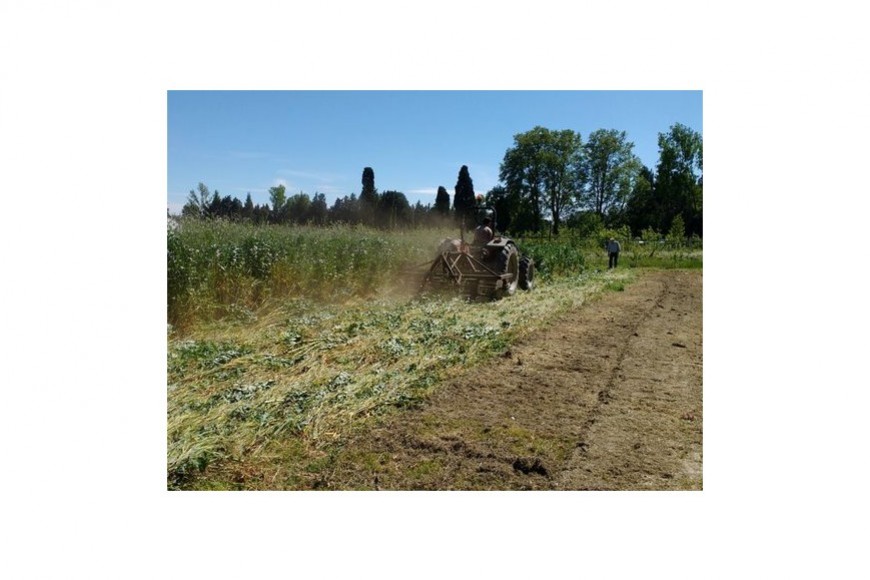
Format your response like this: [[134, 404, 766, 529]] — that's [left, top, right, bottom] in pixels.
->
[[497, 244, 520, 297], [519, 256, 535, 291]]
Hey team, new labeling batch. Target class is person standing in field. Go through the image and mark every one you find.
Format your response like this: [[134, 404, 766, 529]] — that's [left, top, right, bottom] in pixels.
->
[[606, 237, 621, 269]]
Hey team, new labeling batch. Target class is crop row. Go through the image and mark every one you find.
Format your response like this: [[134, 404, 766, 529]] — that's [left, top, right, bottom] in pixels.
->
[[168, 220, 459, 327], [167, 220, 700, 328]]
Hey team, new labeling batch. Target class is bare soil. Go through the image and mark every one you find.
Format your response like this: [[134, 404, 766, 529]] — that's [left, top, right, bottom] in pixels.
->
[[328, 269, 703, 490]]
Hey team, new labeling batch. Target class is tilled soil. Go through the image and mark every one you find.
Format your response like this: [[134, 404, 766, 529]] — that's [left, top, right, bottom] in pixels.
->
[[327, 269, 703, 490]]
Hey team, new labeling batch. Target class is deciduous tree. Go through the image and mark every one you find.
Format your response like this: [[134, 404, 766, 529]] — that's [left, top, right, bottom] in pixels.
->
[[580, 129, 641, 223], [269, 184, 287, 222], [310, 193, 328, 225], [378, 190, 411, 229], [329, 194, 360, 225], [499, 126, 583, 235], [624, 165, 657, 234], [283, 192, 312, 224], [183, 182, 212, 218], [655, 123, 702, 236]]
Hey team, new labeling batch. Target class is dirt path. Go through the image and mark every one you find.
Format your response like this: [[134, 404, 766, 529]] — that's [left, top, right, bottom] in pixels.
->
[[329, 269, 702, 490]]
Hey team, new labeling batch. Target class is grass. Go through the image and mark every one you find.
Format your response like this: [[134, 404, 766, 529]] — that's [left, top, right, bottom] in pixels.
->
[[168, 220, 457, 330], [167, 220, 701, 489], [516, 234, 703, 273]]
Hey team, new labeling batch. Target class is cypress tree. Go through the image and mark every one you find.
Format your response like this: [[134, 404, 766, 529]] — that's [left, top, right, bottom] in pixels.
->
[[243, 192, 254, 220], [453, 165, 476, 229], [435, 186, 450, 216], [360, 167, 379, 225]]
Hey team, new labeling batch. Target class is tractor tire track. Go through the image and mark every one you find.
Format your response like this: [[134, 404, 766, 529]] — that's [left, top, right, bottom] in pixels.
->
[[568, 276, 671, 467], [328, 270, 702, 490]]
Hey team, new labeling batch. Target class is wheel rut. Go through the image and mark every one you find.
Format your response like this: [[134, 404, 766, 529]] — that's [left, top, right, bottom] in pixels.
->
[[328, 270, 702, 490]]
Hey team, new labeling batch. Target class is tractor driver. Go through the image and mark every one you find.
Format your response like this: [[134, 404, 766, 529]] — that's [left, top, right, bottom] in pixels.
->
[[473, 217, 494, 245]]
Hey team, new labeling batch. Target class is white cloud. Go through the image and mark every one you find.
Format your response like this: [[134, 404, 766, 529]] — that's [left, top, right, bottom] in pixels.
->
[[407, 188, 439, 196]]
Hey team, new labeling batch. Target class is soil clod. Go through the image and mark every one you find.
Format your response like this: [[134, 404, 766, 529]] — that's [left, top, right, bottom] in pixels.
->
[[513, 457, 549, 477]]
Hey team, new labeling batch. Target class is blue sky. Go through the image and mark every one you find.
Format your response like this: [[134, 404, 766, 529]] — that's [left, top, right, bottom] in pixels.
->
[[167, 91, 702, 214]]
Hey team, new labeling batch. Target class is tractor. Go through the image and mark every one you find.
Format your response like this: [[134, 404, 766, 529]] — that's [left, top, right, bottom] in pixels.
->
[[419, 204, 535, 301]]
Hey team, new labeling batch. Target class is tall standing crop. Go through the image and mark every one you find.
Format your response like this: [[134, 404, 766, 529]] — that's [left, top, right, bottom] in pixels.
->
[[167, 220, 454, 327]]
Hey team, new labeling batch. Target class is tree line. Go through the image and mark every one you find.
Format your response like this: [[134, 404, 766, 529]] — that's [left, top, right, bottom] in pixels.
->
[[181, 170, 453, 229], [493, 123, 701, 237], [179, 123, 702, 238]]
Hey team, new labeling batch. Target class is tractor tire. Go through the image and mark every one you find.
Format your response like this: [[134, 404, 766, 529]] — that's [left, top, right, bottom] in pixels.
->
[[497, 243, 520, 297], [519, 256, 535, 291]]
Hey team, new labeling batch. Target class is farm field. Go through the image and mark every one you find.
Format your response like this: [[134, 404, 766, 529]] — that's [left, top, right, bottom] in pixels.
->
[[167, 223, 702, 490], [335, 269, 703, 491]]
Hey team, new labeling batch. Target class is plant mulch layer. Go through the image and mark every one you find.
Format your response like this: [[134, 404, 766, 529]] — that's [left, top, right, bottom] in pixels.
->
[[323, 269, 702, 490]]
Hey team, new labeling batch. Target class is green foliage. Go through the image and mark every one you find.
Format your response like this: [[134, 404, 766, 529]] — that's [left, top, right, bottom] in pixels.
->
[[378, 190, 411, 229], [655, 123, 703, 236], [282, 193, 311, 223], [269, 184, 286, 220], [624, 166, 656, 234], [516, 235, 587, 278], [565, 211, 603, 239], [310, 193, 328, 225], [183, 182, 212, 218], [360, 167, 379, 225], [175, 340, 249, 369], [435, 186, 450, 216], [361, 167, 376, 202], [173, 120, 702, 240], [330, 193, 361, 225], [599, 225, 632, 250], [641, 227, 661, 246], [667, 214, 686, 246], [167, 226, 192, 313], [499, 126, 583, 235], [167, 220, 454, 327], [581, 129, 641, 219], [168, 217, 703, 329], [514, 224, 701, 274]]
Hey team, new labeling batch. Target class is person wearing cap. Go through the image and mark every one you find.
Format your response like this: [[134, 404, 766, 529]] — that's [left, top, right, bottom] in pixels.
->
[[474, 217, 494, 245], [606, 237, 621, 269]]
